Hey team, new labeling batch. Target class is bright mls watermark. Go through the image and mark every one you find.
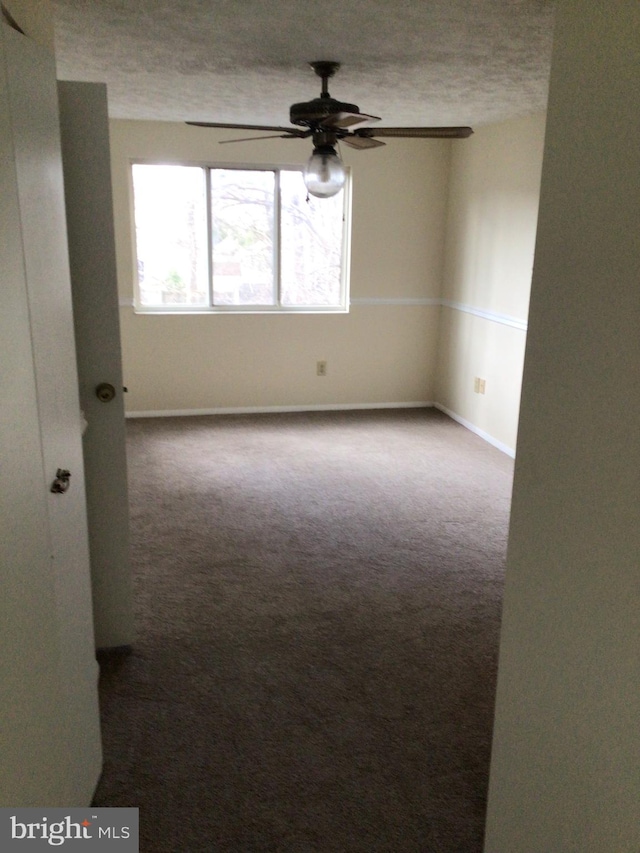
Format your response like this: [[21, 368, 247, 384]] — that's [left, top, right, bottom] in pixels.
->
[[0, 809, 138, 850]]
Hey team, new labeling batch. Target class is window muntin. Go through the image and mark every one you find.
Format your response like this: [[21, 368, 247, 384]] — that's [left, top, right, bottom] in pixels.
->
[[131, 163, 349, 312]]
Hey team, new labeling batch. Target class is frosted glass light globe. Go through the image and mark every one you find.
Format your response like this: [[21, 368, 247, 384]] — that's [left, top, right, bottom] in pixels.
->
[[303, 148, 346, 198]]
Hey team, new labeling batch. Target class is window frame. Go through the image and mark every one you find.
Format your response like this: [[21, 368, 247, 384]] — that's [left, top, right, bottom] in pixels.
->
[[130, 159, 352, 315]]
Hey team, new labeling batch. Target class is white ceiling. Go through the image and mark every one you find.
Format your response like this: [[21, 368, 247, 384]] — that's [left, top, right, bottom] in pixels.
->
[[52, 0, 555, 129]]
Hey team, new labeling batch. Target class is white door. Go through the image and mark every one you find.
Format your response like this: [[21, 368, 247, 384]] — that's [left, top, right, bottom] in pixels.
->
[[0, 22, 101, 806], [58, 81, 134, 650]]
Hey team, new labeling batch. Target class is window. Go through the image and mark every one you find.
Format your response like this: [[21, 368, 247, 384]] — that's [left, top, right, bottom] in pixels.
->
[[131, 163, 350, 312]]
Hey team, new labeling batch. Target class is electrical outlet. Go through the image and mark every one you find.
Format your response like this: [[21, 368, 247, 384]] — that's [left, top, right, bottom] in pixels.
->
[[479, 379, 486, 394], [317, 360, 327, 376], [474, 377, 480, 393]]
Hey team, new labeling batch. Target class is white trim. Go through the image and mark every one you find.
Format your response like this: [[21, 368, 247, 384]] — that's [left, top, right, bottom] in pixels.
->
[[122, 297, 429, 311], [440, 300, 528, 331], [434, 403, 516, 458], [126, 401, 434, 418], [350, 297, 440, 306], [127, 305, 349, 316], [120, 294, 528, 331]]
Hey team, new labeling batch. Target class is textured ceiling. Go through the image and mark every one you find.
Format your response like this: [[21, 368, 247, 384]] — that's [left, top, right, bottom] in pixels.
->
[[52, 0, 555, 128]]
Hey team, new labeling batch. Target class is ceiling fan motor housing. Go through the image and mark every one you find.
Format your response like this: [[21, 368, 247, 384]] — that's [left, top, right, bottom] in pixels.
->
[[289, 97, 360, 128]]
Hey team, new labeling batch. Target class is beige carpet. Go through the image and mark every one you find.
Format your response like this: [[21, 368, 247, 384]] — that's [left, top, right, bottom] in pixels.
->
[[93, 408, 513, 852]]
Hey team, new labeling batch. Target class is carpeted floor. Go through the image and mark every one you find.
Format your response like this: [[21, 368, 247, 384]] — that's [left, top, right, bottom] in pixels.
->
[[93, 408, 513, 852]]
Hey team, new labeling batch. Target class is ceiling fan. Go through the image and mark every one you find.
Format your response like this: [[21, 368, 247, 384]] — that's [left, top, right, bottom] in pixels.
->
[[187, 61, 473, 198]]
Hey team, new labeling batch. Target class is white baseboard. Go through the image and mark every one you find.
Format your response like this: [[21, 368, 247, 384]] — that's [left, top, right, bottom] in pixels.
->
[[126, 401, 434, 419], [434, 403, 516, 458]]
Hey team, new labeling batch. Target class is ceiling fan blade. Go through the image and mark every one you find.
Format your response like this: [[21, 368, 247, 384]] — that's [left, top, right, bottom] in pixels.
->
[[187, 121, 308, 138], [321, 111, 381, 131], [356, 126, 474, 140], [219, 133, 309, 144], [342, 136, 386, 150]]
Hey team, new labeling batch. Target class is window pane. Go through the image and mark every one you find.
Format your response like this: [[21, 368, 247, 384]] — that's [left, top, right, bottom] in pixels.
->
[[279, 171, 344, 307], [210, 169, 275, 306], [132, 165, 208, 307]]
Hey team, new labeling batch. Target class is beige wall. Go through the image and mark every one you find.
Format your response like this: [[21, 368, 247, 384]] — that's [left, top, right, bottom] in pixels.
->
[[436, 113, 546, 454], [110, 120, 450, 413], [111, 117, 545, 430], [485, 2, 640, 849]]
